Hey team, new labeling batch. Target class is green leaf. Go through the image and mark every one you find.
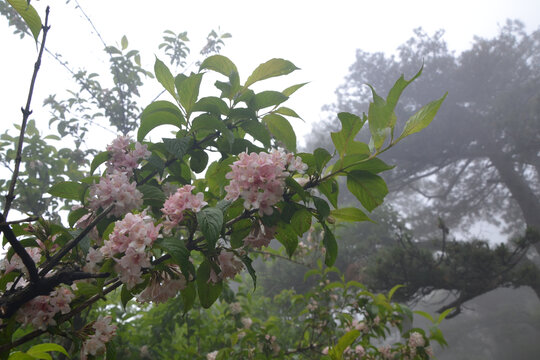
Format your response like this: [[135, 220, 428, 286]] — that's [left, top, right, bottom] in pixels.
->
[[181, 281, 196, 313], [388, 284, 404, 300], [322, 224, 338, 266], [275, 106, 303, 121], [192, 96, 229, 115], [275, 222, 298, 257], [27, 344, 68, 357], [313, 196, 330, 220], [290, 208, 312, 236], [238, 253, 256, 289], [343, 157, 394, 173], [263, 114, 296, 152], [7, 0, 42, 41], [158, 237, 191, 278], [138, 101, 185, 141], [196, 207, 224, 250], [196, 260, 223, 308], [318, 179, 339, 208], [230, 219, 252, 248], [48, 181, 87, 201], [190, 150, 209, 173], [331, 112, 366, 159], [138, 184, 166, 208], [199, 55, 238, 77], [329, 330, 360, 359], [399, 93, 447, 140], [175, 73, 204, 117], [414, 310, 434, 323], [121, 35, 128, 50], [120, 285, 133, 309], [437, 307, 454, 324], [249, 91, 288, 111], [154, 57, 177, 99], [285, 177, 308, 202], [330, 207, 371, 222], [346, 170, 388, 212], [282, 82, 308, 97], [244, 59, 299, 88], [90, 151, 110, 175], [163, 137, 191, 159], [68, 207, 89, 228], [313, 148, 332, 172], [191, 113, 232, 145], [6, 352, 34, 360], [240, 119, 271, 148], [106, 341, 117, 360]]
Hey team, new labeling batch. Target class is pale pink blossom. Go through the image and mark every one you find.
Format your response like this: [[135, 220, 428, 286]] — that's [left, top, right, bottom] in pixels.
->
[[161, 185, 207, 229], [137, 268, 187, 303], [224, 150, 307, 216], [241, 317, 253, 329], [15, 286, 75, 330], [106, 136, 150, 176], [89, 171, 143, 217], [214, 251, 244, 281], [409, 331, 425, 348], [206, 351, 218, 360], [81, 316, 117, 359]]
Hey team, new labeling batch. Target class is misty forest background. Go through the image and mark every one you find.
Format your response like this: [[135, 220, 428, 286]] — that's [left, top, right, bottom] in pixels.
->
[[2, 1, 540, 359]]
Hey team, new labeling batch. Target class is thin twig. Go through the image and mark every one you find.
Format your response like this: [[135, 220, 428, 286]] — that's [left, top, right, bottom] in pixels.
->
[[4, 7, 51, 219], [39, 205, 113, 276], [0, 216, 39, 226]]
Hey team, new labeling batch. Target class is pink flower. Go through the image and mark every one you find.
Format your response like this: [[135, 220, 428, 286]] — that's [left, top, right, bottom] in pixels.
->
[[137, 267, 187, 303], [224, 150, 307, 216], [409, 331, 425, 348], [243, 222, 275, 249], [89, 171, 143, 217], [81, 316, 117, 359], [161, 185, 207, 229], [106, 136, 150, 176]]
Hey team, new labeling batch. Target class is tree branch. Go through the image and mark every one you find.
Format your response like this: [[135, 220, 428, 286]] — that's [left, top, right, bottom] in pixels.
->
[[3, 6, 51, 219]]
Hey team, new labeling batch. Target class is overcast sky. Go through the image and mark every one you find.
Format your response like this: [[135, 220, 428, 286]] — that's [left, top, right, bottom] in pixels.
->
[[2, 0, 539, 147]]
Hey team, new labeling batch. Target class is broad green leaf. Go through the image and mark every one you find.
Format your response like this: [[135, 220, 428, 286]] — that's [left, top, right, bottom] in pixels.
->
[[7, 0, 42, 41], [263, 114, 296, 152], [285, 177, 308, 202], [282, 82, 308, 97], [163, 137, 191, 159], [196, 207, 224, 250], [414, 310, 434, 323], [329, 330, 360, 359], [206, 157, 235, 195], [27, 343, 69, 357], [399, 93, 447, 140], [197, 260, 223, 308], [48, 181, 87, 201], [249, 91, 288, 111], [437, 307, 454, 324], [120, 285, 133, 309], [331, 112, 365, 159], [181, 281, 196, 313], [6, 352, 34, 360], [240, 119, 271, 148], [175, 73, 204, 117], [190, 150, 209, 173], [154, 57, 177, 99], [290, 208, 312, 236], [322, 224, 337, 266], [192, 96, 229, 115], [230, 219, 252, 248], [275, 222, 298, 257], [199, 55, 238, 77], [90, 151, 110, 175], [191, 113, 232, 145], [313, 196, 330, 220], [68, 207, 89, 228], [244, 59, 299, 88], [138, 101, 185, 141], [318, 178, 339, 208], [275, 106, 303, 121], [346, 170, 388, 212], [313, 147, 332, 172], [330, 207, 371, 222], [342, 157, 394, 174], [387, 66, 423, 111], [158, 237, 191, 278], [138, 184, 166, 208], [121, 35, 128, 50]]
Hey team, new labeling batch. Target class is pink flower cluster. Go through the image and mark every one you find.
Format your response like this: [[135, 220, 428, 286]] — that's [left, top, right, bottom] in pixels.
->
[[161, 185, 207, 229], [89, 171, 143, 217], [137, 268, 187, 304], [16, 287, 75, 330], [100, 213, 161, 289], [106, 135, 150, 176], [81, 316, 117, 359], [209, 251, 244, 283], [224, 150, 307, 216]]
